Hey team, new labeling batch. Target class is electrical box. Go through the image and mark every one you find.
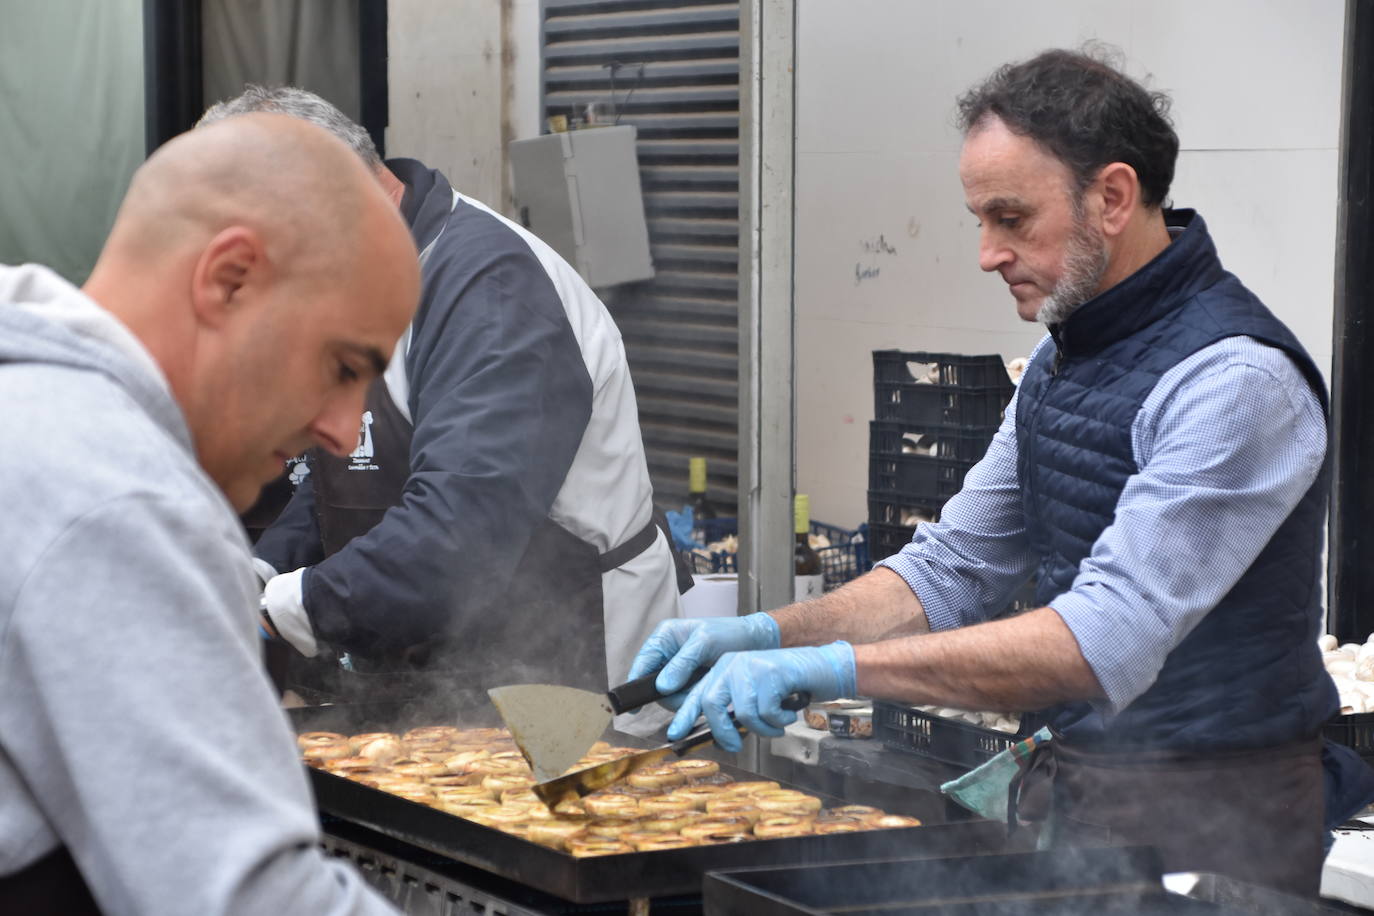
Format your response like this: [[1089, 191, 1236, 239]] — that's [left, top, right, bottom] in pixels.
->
[[509, 125, 655, 289]]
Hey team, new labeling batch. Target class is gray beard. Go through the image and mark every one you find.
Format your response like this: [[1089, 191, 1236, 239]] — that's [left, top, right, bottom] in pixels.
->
[[1036, 217, 1109, 327]]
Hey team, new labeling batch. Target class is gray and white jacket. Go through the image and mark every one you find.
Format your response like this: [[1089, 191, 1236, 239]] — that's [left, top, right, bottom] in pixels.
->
[[256, 160, 681, 710]]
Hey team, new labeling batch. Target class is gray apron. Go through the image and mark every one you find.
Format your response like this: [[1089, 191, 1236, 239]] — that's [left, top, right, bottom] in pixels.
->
[[1009, 733, 1325, 897]]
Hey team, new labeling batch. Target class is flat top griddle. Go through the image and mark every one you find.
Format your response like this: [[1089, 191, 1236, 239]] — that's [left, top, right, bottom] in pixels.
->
[[291, 702, 1004, 904]]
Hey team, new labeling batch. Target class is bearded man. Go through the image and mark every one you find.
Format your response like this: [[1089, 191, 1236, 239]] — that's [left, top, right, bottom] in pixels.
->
[[626, 48, 1374, 896]]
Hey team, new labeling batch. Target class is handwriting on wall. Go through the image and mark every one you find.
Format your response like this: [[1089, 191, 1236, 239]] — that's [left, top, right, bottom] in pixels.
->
[[855, 233, 897, 285]]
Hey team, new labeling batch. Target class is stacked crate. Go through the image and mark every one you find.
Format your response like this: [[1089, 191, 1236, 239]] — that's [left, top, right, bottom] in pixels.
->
[[867, 350, 1015, 564]]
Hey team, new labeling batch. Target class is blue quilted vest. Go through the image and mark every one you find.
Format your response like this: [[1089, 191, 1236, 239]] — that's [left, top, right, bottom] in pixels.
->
[[1016, 210, 1336, 752]]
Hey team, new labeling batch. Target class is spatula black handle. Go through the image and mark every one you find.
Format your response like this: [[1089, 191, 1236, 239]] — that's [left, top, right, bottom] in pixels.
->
[[607, 667, 709, 714], [670, 698, 812, 755], [608, 668, 810, 716]]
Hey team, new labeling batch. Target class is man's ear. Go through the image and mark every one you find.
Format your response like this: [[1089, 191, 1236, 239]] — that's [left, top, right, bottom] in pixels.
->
[[189, 226, 266, 328], [1096, 162, 1140, 239]]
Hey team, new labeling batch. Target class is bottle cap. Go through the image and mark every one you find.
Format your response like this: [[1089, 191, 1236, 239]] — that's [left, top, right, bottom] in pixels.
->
[[794, 493, 810, 534], [689, 457, 707, 493]]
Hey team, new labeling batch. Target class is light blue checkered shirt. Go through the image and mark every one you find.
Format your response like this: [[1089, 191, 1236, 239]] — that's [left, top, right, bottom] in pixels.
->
[[877, 333, 1327, 714]]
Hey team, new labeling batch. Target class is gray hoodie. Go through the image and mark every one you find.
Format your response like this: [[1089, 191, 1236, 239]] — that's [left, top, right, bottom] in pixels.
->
[[0, 264, 396, 914]]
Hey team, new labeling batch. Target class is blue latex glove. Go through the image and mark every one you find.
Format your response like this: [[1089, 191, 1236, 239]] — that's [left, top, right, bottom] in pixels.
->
[[665, 507, 701, 551], [627, 613, 782, 709], [667, 642, 857, 752]]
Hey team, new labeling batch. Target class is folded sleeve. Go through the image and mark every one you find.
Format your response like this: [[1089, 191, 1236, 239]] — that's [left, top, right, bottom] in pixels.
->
[[876, 384, 1038, 630]]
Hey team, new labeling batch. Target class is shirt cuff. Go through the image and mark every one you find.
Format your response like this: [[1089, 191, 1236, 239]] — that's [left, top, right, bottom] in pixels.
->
[[875, 549, 966, 633], [1049, 588, 1156, 715], [263, 568, 319, 658]]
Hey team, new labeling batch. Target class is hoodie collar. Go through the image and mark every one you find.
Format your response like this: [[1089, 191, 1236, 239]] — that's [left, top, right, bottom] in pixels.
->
[[0, 264, 190, 451], [386, 158, 455, 254]]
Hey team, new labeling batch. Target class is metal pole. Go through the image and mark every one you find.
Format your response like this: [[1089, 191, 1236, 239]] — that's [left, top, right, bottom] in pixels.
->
[[736, 0, 798, 621], [1331, 0, 1374, 641], [736, 0, 797, 774]]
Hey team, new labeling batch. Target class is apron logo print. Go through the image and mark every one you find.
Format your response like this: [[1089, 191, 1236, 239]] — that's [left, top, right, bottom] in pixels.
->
[[287, 457, 311, 487], [349, 410, 380, 471]]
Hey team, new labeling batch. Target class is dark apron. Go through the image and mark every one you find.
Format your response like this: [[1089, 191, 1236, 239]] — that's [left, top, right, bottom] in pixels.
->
[[289, 377, 667, 702], [0, 846, 102, 915], [1009, 734, 1325, 897]]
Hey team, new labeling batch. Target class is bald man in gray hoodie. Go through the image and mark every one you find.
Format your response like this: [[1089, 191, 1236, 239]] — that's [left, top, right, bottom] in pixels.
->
[[0, 114, 418, 913]]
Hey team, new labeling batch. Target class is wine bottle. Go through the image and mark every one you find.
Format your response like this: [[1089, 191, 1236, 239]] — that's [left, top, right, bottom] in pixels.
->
[[794, 494, 824, 601], [688, 457, 717, 544]]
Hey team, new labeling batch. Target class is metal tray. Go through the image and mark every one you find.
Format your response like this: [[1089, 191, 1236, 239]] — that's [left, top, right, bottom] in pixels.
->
[[702, 846, 1342, 915], [703, 847, 1182, 915], [291, 703, 1004, 904]]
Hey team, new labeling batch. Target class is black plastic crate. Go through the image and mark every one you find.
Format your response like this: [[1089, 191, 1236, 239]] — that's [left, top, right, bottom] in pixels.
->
[[866, 521, 917, 564], [875, 701, 1039, 770], [867, 491, 942, 528], [697, 516, 739, 545], [1322, 712, 1374, 764], [870, 419, 999, 463], [869, 450, 976, 499], [874, 349, 1015, 388], [873, 350, 1015, 428]]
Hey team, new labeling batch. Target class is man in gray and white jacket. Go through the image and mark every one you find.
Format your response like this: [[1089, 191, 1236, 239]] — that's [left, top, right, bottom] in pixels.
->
[[205, 88, 684, 716], [0, 114, 417, 913]]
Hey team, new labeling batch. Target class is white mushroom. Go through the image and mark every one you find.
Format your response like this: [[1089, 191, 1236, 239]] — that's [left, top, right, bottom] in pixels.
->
[[1356, 644, 1374, 682]]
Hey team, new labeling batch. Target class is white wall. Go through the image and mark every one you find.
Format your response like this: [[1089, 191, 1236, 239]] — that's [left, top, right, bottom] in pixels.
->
[[386, 0, 544, 215], [510, 0, 544, 146], [793, 0, 1347, 526], [387, 0, 508, 209]]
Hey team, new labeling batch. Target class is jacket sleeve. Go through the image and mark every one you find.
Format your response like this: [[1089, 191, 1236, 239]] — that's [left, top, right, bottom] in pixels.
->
[[0, 494, 396, 915], [302, 245, 594, 653], [253, 471, 325, 576]]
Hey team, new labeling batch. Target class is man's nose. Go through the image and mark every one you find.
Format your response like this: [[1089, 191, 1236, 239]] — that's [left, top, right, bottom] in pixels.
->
[[978, 230, 1012, 273], [309, 387, 367, 457]]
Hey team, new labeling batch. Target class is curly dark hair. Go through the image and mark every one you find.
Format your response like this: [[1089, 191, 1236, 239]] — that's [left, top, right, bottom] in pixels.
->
[[956, 46, 1179, 208]]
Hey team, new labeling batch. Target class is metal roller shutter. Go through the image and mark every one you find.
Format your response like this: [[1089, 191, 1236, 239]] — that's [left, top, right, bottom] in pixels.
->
[[541, 0, 741, 511]]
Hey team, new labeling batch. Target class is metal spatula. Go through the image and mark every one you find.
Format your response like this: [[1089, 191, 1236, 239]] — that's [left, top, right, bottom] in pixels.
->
[[487, 669, 708, 783], [529, 718, 731, 807], [530, 694, 810, 807], [488, 669, 808, 784]]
